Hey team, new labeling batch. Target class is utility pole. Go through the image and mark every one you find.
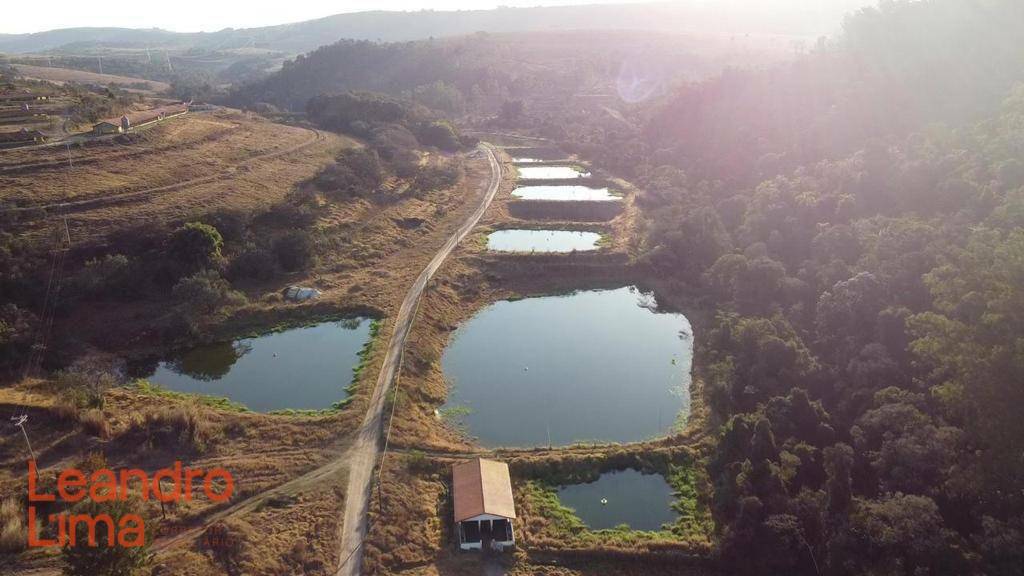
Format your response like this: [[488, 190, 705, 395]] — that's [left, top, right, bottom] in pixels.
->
[[11, 415, 36, 461], [65, 142, 72, 168], [98, 55, 103, 75]]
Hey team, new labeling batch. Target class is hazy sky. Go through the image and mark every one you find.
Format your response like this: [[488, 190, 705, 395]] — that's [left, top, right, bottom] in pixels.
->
[[2, 0, 653, 34], [3, 1, 873, 35]]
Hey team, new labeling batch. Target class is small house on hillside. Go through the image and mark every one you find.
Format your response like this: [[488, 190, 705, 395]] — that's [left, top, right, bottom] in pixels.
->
[[0, 128, 47, 149], [92, 120, 122, 135], [92, 102, 188, 135], [452, 458, 516, 552]]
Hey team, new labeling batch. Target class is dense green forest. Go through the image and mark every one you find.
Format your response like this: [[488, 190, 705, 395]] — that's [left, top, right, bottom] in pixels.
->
[[225, 30, 711, 115], [614, 1, 1024, 574]]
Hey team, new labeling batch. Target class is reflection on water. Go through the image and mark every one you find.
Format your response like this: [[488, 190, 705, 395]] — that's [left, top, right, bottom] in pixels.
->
[[165, 341, 252, 381], [517, 166, 590, 179], [557, 469, 677, 531], [442, 287, 692, 447], [512, 185, 620, 202], [487, 230, 601, 253], [147, 319, 372, 412]]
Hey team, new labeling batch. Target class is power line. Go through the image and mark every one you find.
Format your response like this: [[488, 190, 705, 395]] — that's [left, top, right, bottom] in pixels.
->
[[11, 415, 36, 461]]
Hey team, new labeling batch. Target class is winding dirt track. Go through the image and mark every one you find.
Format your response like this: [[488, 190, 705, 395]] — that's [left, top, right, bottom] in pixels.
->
[[335, 143, 501, 576]]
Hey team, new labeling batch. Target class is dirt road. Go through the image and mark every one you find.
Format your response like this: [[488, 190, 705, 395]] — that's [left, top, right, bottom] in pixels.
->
[[335, 143, 502, 576]]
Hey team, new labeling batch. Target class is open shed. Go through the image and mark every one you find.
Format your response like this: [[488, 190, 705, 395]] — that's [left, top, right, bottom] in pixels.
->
[[453, 458, 516, 551]]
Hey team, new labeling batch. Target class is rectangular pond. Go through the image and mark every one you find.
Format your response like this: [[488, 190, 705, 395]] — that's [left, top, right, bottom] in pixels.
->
[[511, 157, 547, 163], [512, 185, 620, 202], [144, 319, 372, 412], [442, 287, 692, 447], [517, 165, 590, 179], [487, 229, 602, 253], [556, 469, 677, 531]]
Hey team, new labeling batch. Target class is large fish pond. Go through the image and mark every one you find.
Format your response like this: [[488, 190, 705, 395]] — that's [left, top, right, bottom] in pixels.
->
[[143, 318, 373, 412], [442, 286, 692, 447]]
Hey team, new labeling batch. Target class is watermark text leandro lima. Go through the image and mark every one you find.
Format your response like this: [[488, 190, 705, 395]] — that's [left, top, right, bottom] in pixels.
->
[[26, 460, 234, 547]]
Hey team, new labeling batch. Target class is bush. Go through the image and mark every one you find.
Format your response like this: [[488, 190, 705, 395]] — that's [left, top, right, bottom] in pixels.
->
[[0, 497, 26, 554], [202, 209, 252, 243], [273, 231, 315, 272], [203, 518, 255, 576], [168, 222, 223, 272], [55, 366, 117, 410], [129, 406, 214, 454], [415, 120, 462, 151], [228, 246, 277, 281], [61, 497, 152, 576], [0, 303, 35, 370], [78, 409, 110, 439], [172, 270, 246, 314], [74, 254, 134, 298], [411, 161, 461, 194]]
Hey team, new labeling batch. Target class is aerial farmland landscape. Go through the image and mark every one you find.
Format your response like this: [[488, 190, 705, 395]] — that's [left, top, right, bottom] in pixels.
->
[[1, 1, 1023, 575]]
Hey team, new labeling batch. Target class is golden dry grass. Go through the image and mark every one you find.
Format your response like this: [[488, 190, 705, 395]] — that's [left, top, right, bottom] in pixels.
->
[[3, 111, 349, 244], [11, 64, 171, 94]]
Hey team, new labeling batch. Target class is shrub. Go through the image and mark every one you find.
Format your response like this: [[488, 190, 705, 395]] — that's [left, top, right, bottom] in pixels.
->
[[55, 366, 117, 410], [78, 409, 110, 439], [228, 246, 277, 281], [411, 161, 461, 194], [124, 406, 214, 454], [0, 497, 26, 554], [273, 231, 315, 272], [415, 120, 461, 151], [61, 497, 152, 576], [203, 518, 255, 576], [0, 303, 35, 370], [168, 222, 223, 272], [75, 254, 134, 298], [202, 209, 252, 243], [172, 269, 246, 314]]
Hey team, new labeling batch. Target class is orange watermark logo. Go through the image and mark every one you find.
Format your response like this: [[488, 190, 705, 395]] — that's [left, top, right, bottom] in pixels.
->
[[26, 460, 234, 548]]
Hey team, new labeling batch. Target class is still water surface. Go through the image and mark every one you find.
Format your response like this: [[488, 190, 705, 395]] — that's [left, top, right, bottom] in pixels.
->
[[442, 287, 692, 446], [557, 469, 677, 531], [517, 165, 590, 179], [487, 229, 601, 252], [512, 185, 620, 202], [147, 319, 371, 412]]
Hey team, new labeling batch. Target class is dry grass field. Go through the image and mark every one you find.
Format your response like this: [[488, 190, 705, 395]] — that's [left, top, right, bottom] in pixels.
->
[[2, 110, 348, 243], [11, 64, 171, 94]]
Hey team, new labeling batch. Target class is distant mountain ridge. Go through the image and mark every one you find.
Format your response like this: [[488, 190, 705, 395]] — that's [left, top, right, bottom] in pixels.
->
[[0, 1, 872, 55]]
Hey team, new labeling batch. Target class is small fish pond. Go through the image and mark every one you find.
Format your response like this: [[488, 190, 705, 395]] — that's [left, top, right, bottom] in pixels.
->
[[512, 185, 620, 202], [144, 318, 374, 412], [556, 469, 677, 531], [442, 286, 692, 447], [517, 165, 590, 179], [511, 156, 548, 163], [487, 229, 602, 253]]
